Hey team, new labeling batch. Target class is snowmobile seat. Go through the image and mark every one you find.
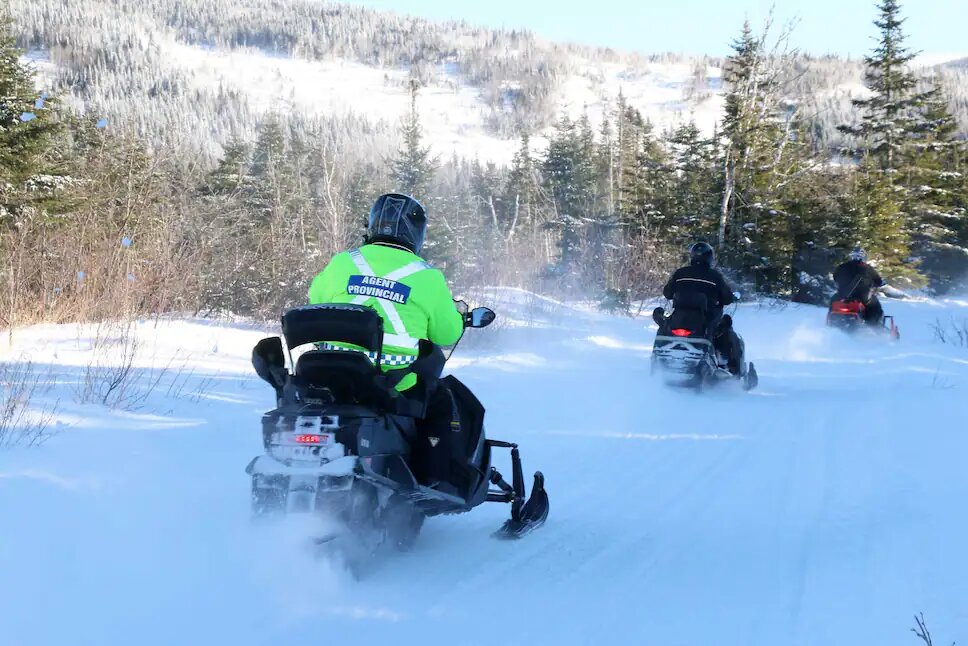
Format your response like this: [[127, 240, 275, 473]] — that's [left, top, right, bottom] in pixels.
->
[[292, 349, 390, 408]]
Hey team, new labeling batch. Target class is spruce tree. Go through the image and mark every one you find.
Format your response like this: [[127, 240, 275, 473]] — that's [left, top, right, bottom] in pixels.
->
[[666, 122, 720, 241], [718, 20, 789, 289], [838, 0, 935, 286], [0, 11, 67, 227], [541, 114, 596, 272], [504, 132, 539, 243], [906, 84, 968, 290], [206, 137, 253, 194], [838, 0, 935, 174], [614, 97, 649, 232], [391, 80, 438, 199]]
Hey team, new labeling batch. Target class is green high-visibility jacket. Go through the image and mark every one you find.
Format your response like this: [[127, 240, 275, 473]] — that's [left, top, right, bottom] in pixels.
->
[[307, 243, 464, 390]]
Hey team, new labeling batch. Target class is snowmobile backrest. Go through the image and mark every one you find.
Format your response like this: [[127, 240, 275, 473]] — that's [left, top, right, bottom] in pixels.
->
[[673, 291, 708, 313], [669, 292, 710, 336], [281, 304, 384, 353]]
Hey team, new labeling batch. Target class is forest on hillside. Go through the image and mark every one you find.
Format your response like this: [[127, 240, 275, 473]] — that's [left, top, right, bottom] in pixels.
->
[[9, 0, 968, 151], [1, 0, 966, 326]]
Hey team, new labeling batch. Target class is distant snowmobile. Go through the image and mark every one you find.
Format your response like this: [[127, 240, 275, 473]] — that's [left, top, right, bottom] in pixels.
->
[[650, 293, 758, 392], [826, 299, 900, 341], [246, 303, 548, 563]]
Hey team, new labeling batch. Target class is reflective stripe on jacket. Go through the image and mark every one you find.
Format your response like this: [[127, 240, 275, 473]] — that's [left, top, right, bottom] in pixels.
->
[[307, 243, 464, 390]]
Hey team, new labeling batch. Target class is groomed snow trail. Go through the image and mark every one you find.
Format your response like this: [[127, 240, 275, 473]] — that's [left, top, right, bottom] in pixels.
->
[[1, 298, 967, 645]]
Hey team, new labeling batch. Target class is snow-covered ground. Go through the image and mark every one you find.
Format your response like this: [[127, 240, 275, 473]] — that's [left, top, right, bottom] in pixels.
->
[[2, 296, 967, 645]]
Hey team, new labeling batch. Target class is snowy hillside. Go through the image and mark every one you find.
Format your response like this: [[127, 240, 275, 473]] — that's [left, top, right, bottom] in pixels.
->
[[157, 42, 726, 164], [14, 0, 967, 164], [2, 295, 967, 645], [20, 36, 726, 164]]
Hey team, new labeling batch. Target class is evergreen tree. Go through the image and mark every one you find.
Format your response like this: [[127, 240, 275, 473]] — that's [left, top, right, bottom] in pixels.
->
[[391, 80, 439, 198], [503, 132, 539, 244], [471, 159, 506, 258], [595, 111, 615, 218], [613, 96, 654, 232], [0, 12, 69, 227], [666, 122, 720, 241], [838, 0, 935, 174], [206, 137, 252, 194], [905, 84, 968, 290], [541, 114, 596, 269], [838, 0, 937, 286], [842, 168, 916, 283], [718, 20, 790, 289]]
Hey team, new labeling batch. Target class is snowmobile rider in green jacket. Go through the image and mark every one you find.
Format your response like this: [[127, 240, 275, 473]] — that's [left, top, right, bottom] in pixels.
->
[[307, 193, 467, 491]]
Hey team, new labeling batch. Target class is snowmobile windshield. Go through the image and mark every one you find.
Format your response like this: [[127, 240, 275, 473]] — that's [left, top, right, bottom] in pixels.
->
[[367, 194, 427, 254]]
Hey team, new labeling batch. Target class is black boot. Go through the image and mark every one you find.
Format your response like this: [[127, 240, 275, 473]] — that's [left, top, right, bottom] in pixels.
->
[[726, 330, 743, 375]]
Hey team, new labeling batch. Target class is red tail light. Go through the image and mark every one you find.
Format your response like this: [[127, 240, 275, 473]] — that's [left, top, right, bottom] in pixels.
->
[[294, 434, 322, 444], [831, 300, 863, 314], [671, 328, 692, 337]]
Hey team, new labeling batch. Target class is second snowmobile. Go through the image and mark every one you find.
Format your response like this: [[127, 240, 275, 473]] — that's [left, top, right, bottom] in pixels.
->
[[650, 292, 758, 392], [826, 299, 900, 341], [246, 303, 549, 558]]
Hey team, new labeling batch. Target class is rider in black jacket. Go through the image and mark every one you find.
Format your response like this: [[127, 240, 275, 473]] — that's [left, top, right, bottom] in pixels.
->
[[659, 242, 743, 375], [833, 248, 884, 324]]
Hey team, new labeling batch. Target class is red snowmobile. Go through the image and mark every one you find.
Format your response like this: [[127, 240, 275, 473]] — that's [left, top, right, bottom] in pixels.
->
[[826, 299, 900, 341]]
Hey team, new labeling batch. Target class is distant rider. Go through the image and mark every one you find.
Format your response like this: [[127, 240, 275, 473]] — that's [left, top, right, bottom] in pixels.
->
[[659, 242, 743, 375], [833, 248, 884, 325], [308, 193, 466, 492]]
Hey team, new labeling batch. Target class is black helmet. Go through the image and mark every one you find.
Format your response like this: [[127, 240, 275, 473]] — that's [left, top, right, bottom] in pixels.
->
[[688, 241, 714, 267], [366, 193, 428, 254]]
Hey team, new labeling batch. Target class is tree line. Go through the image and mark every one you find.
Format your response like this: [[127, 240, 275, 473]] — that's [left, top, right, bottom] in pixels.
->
[[1, 0, 966, 327]]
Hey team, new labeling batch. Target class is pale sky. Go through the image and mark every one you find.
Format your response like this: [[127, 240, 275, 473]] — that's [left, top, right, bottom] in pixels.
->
[[342, 0, 967, 58]]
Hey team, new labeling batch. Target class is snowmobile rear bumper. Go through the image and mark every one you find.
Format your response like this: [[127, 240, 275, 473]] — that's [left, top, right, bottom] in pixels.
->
[[246, 454, 356, 478], [247, 454, 358, 515]]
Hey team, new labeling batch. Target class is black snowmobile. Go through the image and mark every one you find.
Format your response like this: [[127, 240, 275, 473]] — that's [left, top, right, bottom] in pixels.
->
[[246, 303, 549, 556], [650, 292, 758, 392]]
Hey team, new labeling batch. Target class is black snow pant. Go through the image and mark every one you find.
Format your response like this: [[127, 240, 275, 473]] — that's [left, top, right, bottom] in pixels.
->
[[862, 296, 884, 325], [711, 314, 743, 375]]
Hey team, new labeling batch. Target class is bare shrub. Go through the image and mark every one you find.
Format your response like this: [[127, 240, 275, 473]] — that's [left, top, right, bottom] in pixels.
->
[[74, 320, 156, 410], [0, 360, 59, 448], [932, 318, 968, 348], [911, 612, 955, 646], [74, 320, 217, 410], [163, 360, 217, 404]]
